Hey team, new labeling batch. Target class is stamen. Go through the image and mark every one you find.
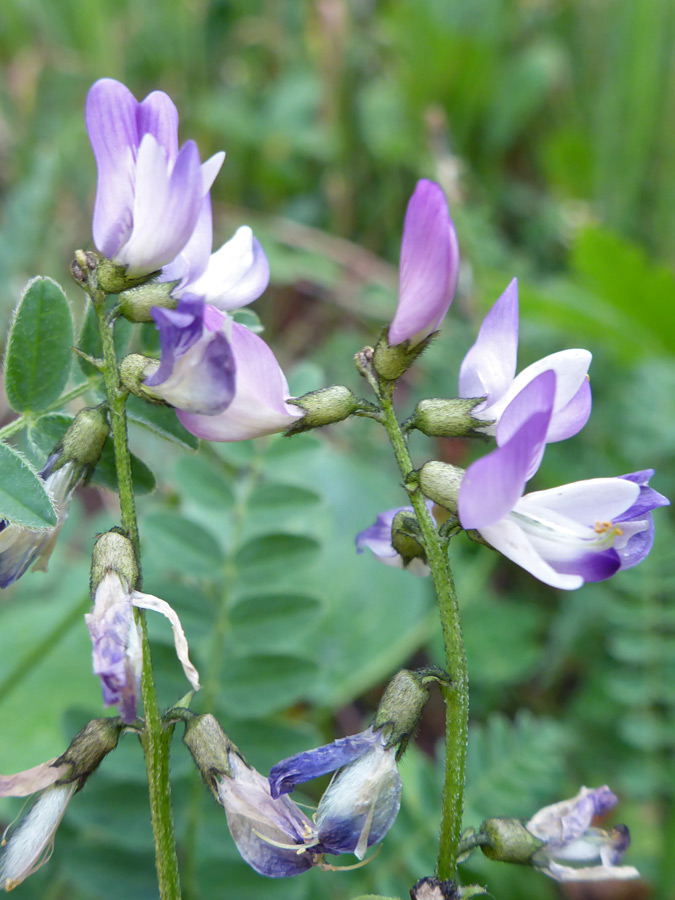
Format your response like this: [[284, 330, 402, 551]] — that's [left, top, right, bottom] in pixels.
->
[[320, 845, 382, 871], [251, 828, 320, 854]]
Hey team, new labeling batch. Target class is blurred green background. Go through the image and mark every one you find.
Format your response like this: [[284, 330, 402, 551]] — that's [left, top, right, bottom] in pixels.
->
[[0, 1, 673, 898]]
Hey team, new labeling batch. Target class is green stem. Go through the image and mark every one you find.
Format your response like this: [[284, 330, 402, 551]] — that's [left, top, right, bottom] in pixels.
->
[[92, 294, 181, 900], [0, 382, 93, 442], [378, 381, 469, 880]]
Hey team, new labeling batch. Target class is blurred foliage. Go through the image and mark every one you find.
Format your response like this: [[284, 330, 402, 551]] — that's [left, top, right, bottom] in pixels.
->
[[0, 1, 673, 899]]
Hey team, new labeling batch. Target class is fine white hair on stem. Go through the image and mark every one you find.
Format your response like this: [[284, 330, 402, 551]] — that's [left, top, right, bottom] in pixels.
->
[[0, 783, 76, 890]]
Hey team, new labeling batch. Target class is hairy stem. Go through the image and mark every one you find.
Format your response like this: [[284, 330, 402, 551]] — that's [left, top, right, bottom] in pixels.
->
[[93, 294, 181, 900], [378, 381, 469, 880]]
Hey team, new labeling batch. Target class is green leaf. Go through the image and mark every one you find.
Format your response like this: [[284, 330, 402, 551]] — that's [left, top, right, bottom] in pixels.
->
[[4, 276, 73, 412], [127, 395, 199, 450], [77, 298, 133, 375], [231, 307, 264, 333], [229, 593, 323, 649], [219, 653, 318, 717], [0, 442, 57, 526], [174, 455, 235, 509], [27, 413, 73, 460], [248, 482, 321, 510], [235, 533, 320, 584], [142, 512, 225, 578], [90, 437, 156, 496]]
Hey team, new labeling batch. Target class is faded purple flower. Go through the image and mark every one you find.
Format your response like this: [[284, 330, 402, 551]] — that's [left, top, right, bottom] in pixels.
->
[[86, 572, 200, 723], [86, 78, 224, 276], [218, 752, 322, 878], [526, 786, 639, 882], [388, 179, 459, 346], [145, 298, 235, 415], [270, 725, 402, 859], [355, 501, 435, 576], [457, 371, 669, 589], [459, 279, 592, 443], [177, 322, 302, 441], [0, 457, 79, 589]]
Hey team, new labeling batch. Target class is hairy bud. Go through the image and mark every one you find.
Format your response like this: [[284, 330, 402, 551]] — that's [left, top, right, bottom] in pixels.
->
[[372, 331, 430, 382], [182, 714, 237, 799], [119, 354, 163, 402], [90, 529, 138, 593], [118, 281, 179, 323], [418, 461, 465, 514], [410, 398, 488, 439], [479, 817, 544, 864], [375, 667, 447, 752], [59, 406, 109, 471], [285, 386, 359, 435]]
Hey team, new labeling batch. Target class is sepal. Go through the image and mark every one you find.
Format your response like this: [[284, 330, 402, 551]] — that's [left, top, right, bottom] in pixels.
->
[[285, 386, 359, 434], [372, 330, 433, 382], [374, 667, 447, 752], [418, 461, 465, 514], [409, 397, 489, 439], [90, 529, 138, 593], [96, 255, 158, 294], [479, 817, 544, 864], [182, 713, 236, 799], [118, 280, 179, 322]]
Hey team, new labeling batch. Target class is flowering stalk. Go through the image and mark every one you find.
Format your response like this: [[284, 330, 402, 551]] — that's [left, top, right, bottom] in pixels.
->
[[90, 289, 181, 900], [376, 378, 468, 880]]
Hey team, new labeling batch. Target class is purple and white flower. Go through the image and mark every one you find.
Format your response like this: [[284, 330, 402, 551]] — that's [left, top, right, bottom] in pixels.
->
[[387, 179, 459, 347], [526, 786, 639, 882], [355, 501, 435, 576], [87, 572, 200, 723], [269, 725, 402, 860], [177, 321, 302, 441], [0, 457, 79, 589], [145, 298, 235, 415], [457, 371, 669, 590], [218, 752, 321, 878], [459, 279, 592, 443], [86, 78, 224, 276]]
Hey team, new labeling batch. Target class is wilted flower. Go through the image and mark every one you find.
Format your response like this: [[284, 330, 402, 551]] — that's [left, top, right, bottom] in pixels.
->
[[144, 298, 235, 415], [270, 726, 402, 860], [457, 371, 669, 589], [459, 279, 592, 443], [388, 179, 459, 347], [177, 322, 302, 441], [88, 533, 200, 723], [355, 501, 436, 576], [0, 720, 123, 890], [526, 786, 639, 882], [86, 78, 224, 277]]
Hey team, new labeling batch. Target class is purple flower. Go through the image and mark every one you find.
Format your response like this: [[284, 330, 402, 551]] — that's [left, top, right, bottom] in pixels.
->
[[145, 298, 235, 415], [177, 322, 302, 441], [218, 753, 322, 878], [355, 501, 435, 576], [86, 572, 200, 723], [457, 371, 669, 590], [86, 78, 224, 276], [269, 726, 402, 859], [459, 279, 592, 443], [0, 457, 79, 589], [388, 180, 459, 346], [526, 786, 639, 882]]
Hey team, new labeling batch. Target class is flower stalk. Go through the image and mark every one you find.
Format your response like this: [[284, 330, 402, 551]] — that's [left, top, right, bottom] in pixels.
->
[[91, 290, 182, 900], [377, 380, 468, 879]]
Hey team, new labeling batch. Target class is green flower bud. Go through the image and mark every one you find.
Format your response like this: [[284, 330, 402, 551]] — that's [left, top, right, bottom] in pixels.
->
[[390, 510, 427, 568], [372, 331, 431, 382], [375, 667, 447, 752], [479, 817, 544, 864], [54, 717, 125, 788], [119, 354, 164, 403], [409, 398, 488, 439], [418, 461, 465, 514], [182, 714, 238, 799], [96, 256, 158, 294], [58, 406, 109, 471], [117, 281, 179, 323], [285, 386, 359, 435], [90, 529, 138, 593]]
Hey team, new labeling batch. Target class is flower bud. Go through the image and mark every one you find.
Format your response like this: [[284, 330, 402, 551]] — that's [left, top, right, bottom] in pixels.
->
[[390, 510, 426, 567], [375, 667, 446, 750], [182, 713, 235, 799], [479, 817, 544, 864], [59, 406, 109, 471], [90, 529, 138, 593], [285, 386, 359, 435], [95, 255, 158, 294], [372, 332, 429, 382], [409, 398, 488, 439], [119, 354, 164, 402], [117, 280, 179, 323], [418, 461, 465, 514]]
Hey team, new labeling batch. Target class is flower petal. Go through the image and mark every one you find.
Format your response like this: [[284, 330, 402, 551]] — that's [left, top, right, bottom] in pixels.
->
[[0, 761, 70, 798], [132, 591, 200, 691], [269, 727, 380, 799], [459, 278, 518, 405], [544, 861, 640, 883], [388, 180, 459, 346], [520, 478, 640, 526], [187, 226, 270, 310]]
